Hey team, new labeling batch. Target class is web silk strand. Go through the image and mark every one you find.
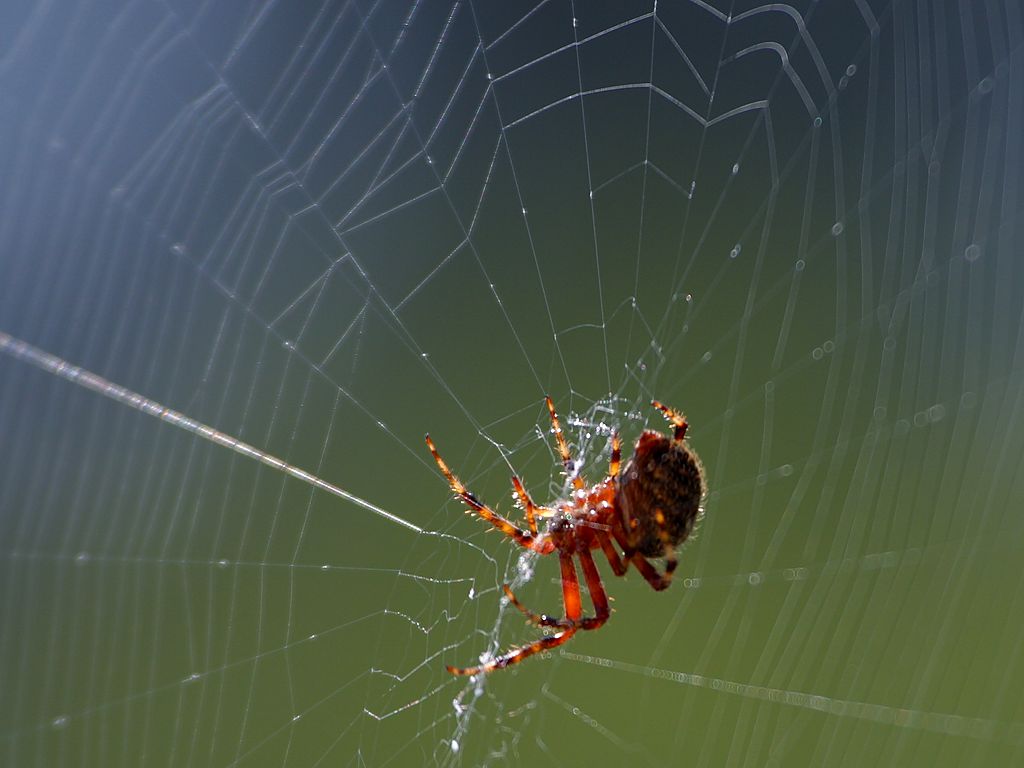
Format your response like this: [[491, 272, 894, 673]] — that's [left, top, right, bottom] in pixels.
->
[[0, 331, 422, 534]]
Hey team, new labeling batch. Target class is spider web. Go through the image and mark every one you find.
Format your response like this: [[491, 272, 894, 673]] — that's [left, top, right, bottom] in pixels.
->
[[1, 0, 1023, 765]]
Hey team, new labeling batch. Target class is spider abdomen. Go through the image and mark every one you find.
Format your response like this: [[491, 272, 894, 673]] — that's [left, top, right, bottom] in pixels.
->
[[617, 430, 705, 557]]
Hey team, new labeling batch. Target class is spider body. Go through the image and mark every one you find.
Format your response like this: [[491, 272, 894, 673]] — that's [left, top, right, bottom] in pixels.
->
[[427, 398, 704, 675], [618, 429, 704, 557]]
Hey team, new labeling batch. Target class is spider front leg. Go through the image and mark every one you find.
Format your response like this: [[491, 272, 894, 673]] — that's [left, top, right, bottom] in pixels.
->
[[426, 435, 540, 551]]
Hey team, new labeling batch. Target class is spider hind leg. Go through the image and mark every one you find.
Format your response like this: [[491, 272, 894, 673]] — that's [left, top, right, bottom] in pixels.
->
[[448, 551, 610, 675], [651, 399, 688, 441]]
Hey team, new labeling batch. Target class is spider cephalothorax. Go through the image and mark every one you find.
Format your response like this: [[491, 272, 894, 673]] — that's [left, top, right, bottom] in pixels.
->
[[427, 397, 705, 675]]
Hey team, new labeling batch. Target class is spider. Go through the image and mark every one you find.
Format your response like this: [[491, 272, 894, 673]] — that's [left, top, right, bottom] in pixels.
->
[[426, 396, 705, 675]]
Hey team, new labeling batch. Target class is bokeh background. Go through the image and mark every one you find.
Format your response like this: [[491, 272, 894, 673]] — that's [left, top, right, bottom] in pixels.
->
[[1, 1, 1022, 765]]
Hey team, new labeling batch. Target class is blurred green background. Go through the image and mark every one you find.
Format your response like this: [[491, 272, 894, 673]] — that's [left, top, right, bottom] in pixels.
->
[[1, 1, 1022, 765]]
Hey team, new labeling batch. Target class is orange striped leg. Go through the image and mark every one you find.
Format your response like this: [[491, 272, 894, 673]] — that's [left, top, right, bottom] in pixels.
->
[[426, 435, 535, 549], [502, 584, 560, 626], [545, 396, 584, 490], [651, 400, 688, 441], [596, 435, 625, 576], [449, 552, 583, 675], [510, 475, 542, 535], [446, 628, 578, 675], [608, 430, 622, 477]]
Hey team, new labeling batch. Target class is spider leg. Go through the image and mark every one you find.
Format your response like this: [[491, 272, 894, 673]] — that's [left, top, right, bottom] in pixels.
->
[[576, 548, 610, 630], [629, 554, 673, 591], [447, 552, 582, 675], [426, 435, 538, 550], [651, 400, 688, 441], [607, 430, 621, 478], [612, 526, 636, 559], [545, 396, 585, 490], [504, 551, 582, 626], [510, 475, 546, 535], [503, 549, 610, 630], [596, 431, 624, 572], [609, 526, 672, 590], [596, 531, 628, 576], [502, 584, 561, 626], [616, 507, 678, 591], [445, 628, 577, 675]]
